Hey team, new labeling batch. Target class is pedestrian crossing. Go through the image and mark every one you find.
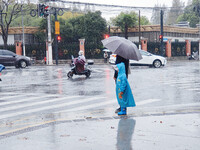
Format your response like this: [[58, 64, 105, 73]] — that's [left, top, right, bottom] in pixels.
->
[[0, 92, 161, 121], [1, 67, 113, 78]]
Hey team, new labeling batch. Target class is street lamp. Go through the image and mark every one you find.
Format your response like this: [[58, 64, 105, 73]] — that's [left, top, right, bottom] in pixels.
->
[[21, 0, 25, 56]]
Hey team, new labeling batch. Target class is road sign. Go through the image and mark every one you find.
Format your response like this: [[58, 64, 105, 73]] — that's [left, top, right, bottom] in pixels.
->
[[163, 38, 168, 42], [55, 21, 60, 35]]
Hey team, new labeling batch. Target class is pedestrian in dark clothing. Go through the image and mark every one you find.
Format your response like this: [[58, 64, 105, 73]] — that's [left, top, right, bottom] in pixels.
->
[[114, 55, 129, 79], [113, 55, 129, 113]]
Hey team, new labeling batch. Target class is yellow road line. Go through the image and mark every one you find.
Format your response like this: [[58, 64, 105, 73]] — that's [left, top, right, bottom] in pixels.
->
[[0, 118, 73, 136]]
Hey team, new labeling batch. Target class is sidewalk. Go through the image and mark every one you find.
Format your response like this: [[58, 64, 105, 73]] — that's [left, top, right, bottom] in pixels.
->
[[0, 112, 199, 150]]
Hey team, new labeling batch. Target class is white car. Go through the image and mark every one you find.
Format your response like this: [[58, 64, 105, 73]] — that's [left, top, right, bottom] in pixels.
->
[[109, 50, 167, 68]]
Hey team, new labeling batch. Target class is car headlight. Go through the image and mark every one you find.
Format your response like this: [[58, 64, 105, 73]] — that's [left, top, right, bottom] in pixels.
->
[[26, 57, 31, 61]]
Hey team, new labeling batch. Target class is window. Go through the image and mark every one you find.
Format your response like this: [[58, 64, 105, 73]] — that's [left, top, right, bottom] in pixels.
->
[[2, 50, 15, 56]]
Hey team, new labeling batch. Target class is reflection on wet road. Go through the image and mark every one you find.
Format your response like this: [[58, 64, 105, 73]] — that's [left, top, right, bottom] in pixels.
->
[[0, 61, 199, 139]]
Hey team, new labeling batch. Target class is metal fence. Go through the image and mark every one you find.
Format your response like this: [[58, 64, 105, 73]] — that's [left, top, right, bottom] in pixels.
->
[[191, 42, 199, 54], [2, 41, 199, 59], [171, 42, 186, 56], [147, 42, 165, 56]]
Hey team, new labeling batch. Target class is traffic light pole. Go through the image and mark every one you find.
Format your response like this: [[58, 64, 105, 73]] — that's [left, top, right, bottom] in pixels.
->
[[54, 11, 58, 65], [47, 13, 53, 65], [160, 10, 164, 56]]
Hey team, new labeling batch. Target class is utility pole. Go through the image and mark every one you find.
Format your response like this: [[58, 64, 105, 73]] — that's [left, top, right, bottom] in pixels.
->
[[54, 10, 58, 65], [160, 10, 164, 56], [139, 10, 141, 49], [21, 0, 25, 56], [47, 12, 53, 65]]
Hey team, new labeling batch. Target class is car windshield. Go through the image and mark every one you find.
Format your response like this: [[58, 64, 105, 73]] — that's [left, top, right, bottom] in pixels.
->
[[140, 50, 151, 56]]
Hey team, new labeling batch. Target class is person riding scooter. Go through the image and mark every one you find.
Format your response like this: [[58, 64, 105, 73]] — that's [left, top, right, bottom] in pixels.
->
[[67, 51, 91, 78], [74, 51, 86, 73]]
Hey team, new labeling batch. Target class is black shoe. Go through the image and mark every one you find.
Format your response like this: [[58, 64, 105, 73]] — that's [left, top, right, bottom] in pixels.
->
[[115, 107, 121, 113]]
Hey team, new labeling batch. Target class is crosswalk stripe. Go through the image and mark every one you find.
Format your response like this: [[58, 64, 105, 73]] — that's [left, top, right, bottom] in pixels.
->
[[56, 100, 116, 113], [0, 94, 55, 107], [4, 72, 14, 77], [92, 69, 102, 73], [56, 98, 162, 113], [0, 92, 16, 95], [0, 94, 30, 100], [0, 96, 105, 120], [21, 72, 29, 76], [136, 99, 161, 105], [0, 96, 81, 113], [36, 71, 45, 76]]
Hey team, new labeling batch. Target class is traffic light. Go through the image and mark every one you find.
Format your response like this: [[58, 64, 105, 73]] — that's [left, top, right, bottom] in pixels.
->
[[44, 5, 49, 17], [38, 4, 49, 17], [38, 4, 44, 17], [57, 35, 61, 42], [159, 35, 163, 41], [104, 34, 109, 39]]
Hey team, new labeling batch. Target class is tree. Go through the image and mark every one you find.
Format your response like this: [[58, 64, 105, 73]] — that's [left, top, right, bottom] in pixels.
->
[[111, 12, 138, 39], [36, 11, 107, 45], [67, 11, 107, 43], [140, 16, 151, 25], [0, 0, 25, 49], [9, 3, 42, 27], [151, 4, 167, 25], [111, 11, 150, 39], [177, 0, 200, 27], [166, 0, 185, 25]]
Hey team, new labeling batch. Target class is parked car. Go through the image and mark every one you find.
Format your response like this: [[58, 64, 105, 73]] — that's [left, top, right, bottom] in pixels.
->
[[0, 49, 31, 68], [109, 50, 167, 68]]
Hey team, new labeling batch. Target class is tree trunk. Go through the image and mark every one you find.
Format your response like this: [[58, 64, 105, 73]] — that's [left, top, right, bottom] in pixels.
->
[[1, 27, 8, 49], [125, 24, 128, 39], [3, 37, 8, 49]]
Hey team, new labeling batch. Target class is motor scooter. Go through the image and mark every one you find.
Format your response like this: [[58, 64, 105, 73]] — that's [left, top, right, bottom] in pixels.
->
[[188, 51, 199, 60], [67, 55, 91, 78]]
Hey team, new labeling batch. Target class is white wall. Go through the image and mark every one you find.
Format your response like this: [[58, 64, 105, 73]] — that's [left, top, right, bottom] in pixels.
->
[[0, 35, 15, 45]]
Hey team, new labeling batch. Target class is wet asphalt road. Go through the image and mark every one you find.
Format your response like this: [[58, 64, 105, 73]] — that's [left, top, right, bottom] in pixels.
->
[[0, 60, 200, 143]]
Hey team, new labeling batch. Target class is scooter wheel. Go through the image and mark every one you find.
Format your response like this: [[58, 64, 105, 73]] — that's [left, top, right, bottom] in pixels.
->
[[85, 71, 91, 78], [67, 71, 73, 78]]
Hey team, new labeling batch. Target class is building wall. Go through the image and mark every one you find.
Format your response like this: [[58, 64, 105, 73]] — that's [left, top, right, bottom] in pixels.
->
[[111, 25, 200, 43], [0, 35, 15, 45]]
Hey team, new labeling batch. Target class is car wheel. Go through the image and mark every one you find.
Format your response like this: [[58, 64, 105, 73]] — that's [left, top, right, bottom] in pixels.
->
[[19, 60, 27, 68], [85, 70, 91, 78], [67, 71, 73, 78], [153, 60, 161, 68]]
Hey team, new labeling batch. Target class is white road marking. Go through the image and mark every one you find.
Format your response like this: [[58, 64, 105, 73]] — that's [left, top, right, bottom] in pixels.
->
[[0, 92, 16, 95], [36, 71, 45, 76], [0, 96, 105, 120], [21, 72, 29, 76], [56, 98, 162, 113], [4, 72, 14, 77], [0, 94, 55, 107], [56, 100, 115, 113], [136, 99, 161, 105], [187, 88, 200, 91], [0, 96, 81, 112], [92, 69, 103, 73], [0, 95, 30, 100]]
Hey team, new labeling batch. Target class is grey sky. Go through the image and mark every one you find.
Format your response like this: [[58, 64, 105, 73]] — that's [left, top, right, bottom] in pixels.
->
[[34, 0, 189, 21], [70, 0, 189, 7], [63, 0, 189, 20]]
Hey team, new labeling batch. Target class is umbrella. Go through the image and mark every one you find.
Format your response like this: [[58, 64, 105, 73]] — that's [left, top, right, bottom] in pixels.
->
[[103, 49, 111, 52], [101, 36, 142, 61]]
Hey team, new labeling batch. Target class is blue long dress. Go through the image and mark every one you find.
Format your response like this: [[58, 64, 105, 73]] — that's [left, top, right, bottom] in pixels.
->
[[116, 62, 136, 108]]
